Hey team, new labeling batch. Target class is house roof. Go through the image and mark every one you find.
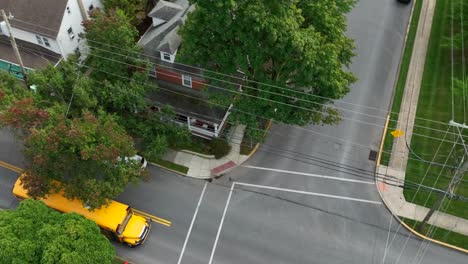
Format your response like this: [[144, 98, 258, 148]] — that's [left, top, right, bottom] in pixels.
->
[[0, 0, 67, 38], [147, 78, 228, 124], [148, 0, 183, 21], [139, 0, 190, 55], [0, 35, 61, 70], [157, 26, 182, 54]]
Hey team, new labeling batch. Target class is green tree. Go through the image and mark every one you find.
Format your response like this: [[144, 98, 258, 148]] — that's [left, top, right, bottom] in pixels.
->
[[120, 107, 191, 161], [28, 57, 97, 117], [23, 111, 143, 208], [0, 71, 32, 110], [178, 0, 356, 134], [0, 97, 49, 131], [103, 0, 149, 25], [0, 199, 115, 264], [83, 9, 150, 114]]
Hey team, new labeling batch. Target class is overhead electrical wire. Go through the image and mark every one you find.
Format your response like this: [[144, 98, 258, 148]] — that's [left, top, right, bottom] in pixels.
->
[[5, 38, 468, 183], [8, 18, 467, 133], [5, 38, 468, 184]]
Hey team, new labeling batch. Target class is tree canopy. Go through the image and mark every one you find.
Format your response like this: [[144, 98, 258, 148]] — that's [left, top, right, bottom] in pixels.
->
[[83, 9, 150, 114], [21, 110, 143, 208], [0, 71, 31, 110], [103, 0, 149, 25], [178, 0, 357, 132], [0, 199, 115, 264], [28, 57, 97, 117]]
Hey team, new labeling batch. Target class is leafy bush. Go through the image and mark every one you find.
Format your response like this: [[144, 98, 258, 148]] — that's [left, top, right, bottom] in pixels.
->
[[210, 138, 231, 159]]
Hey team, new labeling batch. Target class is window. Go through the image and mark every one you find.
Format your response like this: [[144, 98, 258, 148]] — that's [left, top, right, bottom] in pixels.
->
[[162, 52, 172, 62], [66, 6, 71, 14], [35, 35, 43, 45], [149, 68, 157, 78], [67, 27, 75, 40], [182, 75, 192, 88], [43, 37, 50, 47]]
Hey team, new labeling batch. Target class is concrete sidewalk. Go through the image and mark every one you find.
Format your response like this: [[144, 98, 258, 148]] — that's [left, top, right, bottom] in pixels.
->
[[378, 166, 468, 236], [378, 0, 468, 242], [159, 125, 251, 179]]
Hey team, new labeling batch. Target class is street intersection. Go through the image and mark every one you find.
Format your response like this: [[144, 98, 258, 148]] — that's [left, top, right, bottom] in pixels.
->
[[0, 0, 467, 263]]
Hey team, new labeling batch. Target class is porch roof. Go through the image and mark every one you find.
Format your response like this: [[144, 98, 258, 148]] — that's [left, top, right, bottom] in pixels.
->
[[147, 78, 228, 124]]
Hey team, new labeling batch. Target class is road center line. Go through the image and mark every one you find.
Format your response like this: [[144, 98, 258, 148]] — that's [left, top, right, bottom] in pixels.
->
[[235, 182, 382, 205], [209, 182, 235, 264], [242, 165, 374, 185], [177, 182, 208, 264]]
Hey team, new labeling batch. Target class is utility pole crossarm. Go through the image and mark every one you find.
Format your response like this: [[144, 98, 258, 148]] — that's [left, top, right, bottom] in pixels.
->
[[449, 120, 468, 130]]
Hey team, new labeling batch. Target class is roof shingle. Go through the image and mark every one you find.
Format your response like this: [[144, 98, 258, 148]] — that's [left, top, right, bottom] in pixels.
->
[[0, 0, 68, 38]]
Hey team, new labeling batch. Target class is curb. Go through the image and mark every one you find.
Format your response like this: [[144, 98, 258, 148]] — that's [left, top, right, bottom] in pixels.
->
[[179, 149, 215, 159], [153, 120, 273, 179], [375, 167, 468, 254], [149, 162, 187, 177], [209, 119, 274, 177], [386, 0, 418, 116], [376, 117, 468, 254], [241, 119, 273, 162]]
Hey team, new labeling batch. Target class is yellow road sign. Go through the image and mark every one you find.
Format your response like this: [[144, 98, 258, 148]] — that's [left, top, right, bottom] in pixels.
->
[[0, 160, 24, 173], [391, 129, 404, 138], [133, 209, 172, 227]]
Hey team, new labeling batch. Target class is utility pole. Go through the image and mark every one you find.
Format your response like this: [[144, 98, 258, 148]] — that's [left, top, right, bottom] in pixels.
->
[[417, 146, 468, 232], [1, 9, 29, 87], [76, 0, 88, 21]]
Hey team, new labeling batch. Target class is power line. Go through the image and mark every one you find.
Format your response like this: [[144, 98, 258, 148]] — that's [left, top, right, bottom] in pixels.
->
[[381, 125, 453, 263], [5, 38, 468, 181], [8, 22, 468, 150], [7, 17, 463, 129], [394, 127, 460, 263], [72, 45, 468, 146], [81, 41, 468, 141], [460, 0, 466, 124], [76, 68, 468, 189], [4, 36, 468, 188]]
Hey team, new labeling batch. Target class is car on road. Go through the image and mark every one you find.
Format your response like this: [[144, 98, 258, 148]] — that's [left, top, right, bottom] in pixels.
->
[[119, 154, 148, 169], [397, 0, 411, 4]]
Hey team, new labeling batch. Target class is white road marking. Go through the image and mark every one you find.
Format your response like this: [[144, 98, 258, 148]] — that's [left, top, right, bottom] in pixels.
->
[[235, 182, 382, 205], [242, 165, 374, 185], [209, 182, 235, 264], [177, 182, 208, 264]]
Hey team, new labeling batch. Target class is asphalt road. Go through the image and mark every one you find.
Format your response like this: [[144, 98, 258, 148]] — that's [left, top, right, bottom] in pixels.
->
[[117, 0, 467, 263], [0, 0, 466, 264]]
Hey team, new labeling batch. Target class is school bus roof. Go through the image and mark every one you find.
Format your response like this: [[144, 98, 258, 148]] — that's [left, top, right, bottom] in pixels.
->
[[12, 175, 129, 232]]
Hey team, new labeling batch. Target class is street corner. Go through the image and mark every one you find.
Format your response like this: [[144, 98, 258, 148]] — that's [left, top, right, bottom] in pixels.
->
[[377, 181, 388, 192]]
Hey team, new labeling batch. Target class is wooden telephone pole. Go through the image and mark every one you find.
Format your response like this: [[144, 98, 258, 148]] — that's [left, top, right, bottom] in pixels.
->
[[417, 120, 468, 232], [1, 9, 29, 87]]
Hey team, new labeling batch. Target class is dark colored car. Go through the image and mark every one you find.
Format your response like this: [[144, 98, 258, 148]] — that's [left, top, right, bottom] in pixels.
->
[[397, 0, 411, 4]]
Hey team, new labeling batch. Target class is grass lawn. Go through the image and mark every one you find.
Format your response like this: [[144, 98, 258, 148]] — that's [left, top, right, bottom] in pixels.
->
[[401, 217, 468, 250], [401, 0, 468, 219], [381, 0, 423, 165], [152, 158, 189, 174]]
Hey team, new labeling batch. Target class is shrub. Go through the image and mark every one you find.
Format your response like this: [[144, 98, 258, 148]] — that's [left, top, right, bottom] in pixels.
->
[[210, 138, 231, 159]]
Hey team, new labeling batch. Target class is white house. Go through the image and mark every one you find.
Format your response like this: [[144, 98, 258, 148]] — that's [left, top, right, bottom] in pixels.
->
[[0, 0, 102, 78]]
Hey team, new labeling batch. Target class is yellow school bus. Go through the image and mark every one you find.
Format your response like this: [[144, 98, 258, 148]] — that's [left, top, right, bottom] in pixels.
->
[[12, 174, 151, 247]]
